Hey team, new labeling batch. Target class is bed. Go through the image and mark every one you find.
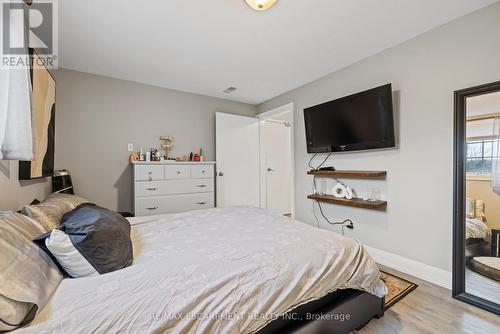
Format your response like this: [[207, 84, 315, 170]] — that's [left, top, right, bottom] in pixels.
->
[[12, 206, 386, 334], [466, 218, 491, 242], [465, 218, 491, 264], [464, 198, 491, 264]]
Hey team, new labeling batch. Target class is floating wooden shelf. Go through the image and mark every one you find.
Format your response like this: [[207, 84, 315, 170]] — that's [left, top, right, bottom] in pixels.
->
[[308, 194, 387, 211], [307, 170, 387, 179]]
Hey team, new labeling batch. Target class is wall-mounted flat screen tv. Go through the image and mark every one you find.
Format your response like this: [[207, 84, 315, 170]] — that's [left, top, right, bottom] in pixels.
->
[[304, 83, 395, 153]]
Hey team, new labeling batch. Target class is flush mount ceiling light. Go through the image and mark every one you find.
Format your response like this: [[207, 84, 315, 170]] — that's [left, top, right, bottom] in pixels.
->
[[245, 0, 278, 11]]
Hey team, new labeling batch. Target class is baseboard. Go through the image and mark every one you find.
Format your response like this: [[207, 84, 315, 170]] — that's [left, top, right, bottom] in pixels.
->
[[365, 245, 452, 290]]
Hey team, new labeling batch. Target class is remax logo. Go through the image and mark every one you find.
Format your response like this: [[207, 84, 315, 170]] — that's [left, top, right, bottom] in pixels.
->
[[1, 0, 58, 68]]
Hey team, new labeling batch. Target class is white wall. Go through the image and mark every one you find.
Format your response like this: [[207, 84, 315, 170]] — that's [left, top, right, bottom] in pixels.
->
[[0, 161, 51, 210], [257, 3, 500, 272], [55, 69, 257, 212]]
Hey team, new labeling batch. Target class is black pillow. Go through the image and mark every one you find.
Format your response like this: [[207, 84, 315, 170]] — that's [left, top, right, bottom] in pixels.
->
[[34, 203, 133, 277]]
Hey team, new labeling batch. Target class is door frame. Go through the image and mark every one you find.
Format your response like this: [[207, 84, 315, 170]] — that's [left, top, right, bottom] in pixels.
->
[[453, 81, 500, 315], [257, 103, 295, 218]]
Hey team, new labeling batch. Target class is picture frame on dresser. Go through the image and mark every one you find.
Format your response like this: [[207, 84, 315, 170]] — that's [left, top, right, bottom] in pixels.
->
[[132, 161, 216, 216]]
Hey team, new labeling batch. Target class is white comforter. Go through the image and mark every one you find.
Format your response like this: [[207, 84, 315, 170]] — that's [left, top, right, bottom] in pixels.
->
[[17, 207, 386, 334]]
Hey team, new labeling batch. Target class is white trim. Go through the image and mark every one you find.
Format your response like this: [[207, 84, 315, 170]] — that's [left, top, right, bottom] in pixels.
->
[[466, 174, 491, 181], [257, 103, 295, 218], [257, 102, 294, 120], [365, 245, 452, 290]]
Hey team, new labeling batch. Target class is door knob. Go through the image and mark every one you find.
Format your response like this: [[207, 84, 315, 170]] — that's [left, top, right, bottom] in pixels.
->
[[218, 172, 224, 176]]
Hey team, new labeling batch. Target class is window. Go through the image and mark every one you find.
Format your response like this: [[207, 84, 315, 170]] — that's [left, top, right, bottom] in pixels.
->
[[466, 139, 499, 176]]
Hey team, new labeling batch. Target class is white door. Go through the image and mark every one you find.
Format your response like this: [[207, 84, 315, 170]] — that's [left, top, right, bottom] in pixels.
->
[[261, 121, 292, 215], [215, 112, 260, 207]]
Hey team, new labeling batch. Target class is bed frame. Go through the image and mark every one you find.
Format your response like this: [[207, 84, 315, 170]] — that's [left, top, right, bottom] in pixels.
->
[[465, 238, 490, 265], [258, 289, 384, 334]]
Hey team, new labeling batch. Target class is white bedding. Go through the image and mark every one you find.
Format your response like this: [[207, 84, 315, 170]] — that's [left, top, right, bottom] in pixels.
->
[[466, 218, 491, 241], [16, 207, 386, 334]]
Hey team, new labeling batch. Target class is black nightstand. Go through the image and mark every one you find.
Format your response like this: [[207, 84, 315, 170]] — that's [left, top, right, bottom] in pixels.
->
[[491, 229, 500, 257]]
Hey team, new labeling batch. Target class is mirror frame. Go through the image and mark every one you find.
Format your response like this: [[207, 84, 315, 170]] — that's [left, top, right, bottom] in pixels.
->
[[453, 80, 500, 315]]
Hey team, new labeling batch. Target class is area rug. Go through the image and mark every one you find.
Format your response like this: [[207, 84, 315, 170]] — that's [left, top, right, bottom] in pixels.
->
[[380, 271, 418, 310], [470, 257, 500, 282]]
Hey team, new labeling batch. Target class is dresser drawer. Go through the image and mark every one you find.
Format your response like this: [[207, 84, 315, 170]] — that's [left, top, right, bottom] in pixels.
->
[[191, 165, 214, 179], [164, 165, 191, 179], [135, 179, 214, 197], [135, 193, 214, 216], [135, 165, 164, 181]]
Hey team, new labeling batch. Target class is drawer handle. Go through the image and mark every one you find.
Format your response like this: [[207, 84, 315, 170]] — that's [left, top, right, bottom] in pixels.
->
[[146, 187, 158, 191], [177, 171, 181, 174], [197, 185, 207, 188], [196, 202, 207, 205], [202, 170, 205, 173], [148, 171, 152, 175], [146, 206, 159, 210]]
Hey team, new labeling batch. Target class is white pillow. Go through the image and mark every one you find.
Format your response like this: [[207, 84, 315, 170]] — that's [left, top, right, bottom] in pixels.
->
[[0, 295, 32, 332], [466, 198, 476, 219], [22, 194, 89, 230], [45, 229, 98, 278], [0, 214, 62, 332]]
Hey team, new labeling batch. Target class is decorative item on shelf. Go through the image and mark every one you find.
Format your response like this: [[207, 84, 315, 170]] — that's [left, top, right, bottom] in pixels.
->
[[160, 136, 174, 160], [199, 148, 204, 162], [345, 187, 353, 200], [129, 152, 140, 163], [368, 188, 381, 202], [189, 152, 194, 161], [193, 153, 201, 162], [139, 148, 144, 161], [332, 182, 354, 200], [150, 148, 160, 161], [318, 178, 328, 195]]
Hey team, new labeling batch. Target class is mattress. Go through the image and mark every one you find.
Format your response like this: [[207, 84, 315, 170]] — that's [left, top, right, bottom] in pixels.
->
[[16, 206, 386, 334], [466, 218, 491, 241]]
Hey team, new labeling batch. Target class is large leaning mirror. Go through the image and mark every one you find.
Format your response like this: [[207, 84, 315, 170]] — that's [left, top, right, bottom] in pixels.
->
[[454, 81, 500, 315]]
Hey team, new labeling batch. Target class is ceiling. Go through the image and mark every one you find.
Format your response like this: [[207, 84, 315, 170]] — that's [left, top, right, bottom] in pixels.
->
[[467, 91, 500, 117], [59, 0, 496, 105]]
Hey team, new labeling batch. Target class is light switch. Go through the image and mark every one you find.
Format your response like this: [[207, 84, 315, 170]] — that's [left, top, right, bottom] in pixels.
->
[[127, 143, 134, 152]]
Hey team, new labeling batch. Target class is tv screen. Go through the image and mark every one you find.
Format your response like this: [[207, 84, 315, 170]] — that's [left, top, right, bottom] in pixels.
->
[[304, 84, 395, 153]]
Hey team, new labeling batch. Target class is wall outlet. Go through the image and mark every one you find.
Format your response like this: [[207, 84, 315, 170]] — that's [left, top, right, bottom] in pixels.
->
[[127, 143, 134, 152]]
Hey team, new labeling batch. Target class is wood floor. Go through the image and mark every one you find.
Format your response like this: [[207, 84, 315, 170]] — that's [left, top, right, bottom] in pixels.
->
[[357, 265, 500, 334]]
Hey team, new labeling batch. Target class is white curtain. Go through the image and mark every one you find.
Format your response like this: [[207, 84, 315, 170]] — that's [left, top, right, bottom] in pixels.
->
[[492, 116, 500, 195], [0, 0, 33, 160]]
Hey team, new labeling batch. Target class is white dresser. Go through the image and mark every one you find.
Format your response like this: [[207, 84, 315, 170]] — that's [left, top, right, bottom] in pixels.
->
[[132, 161, 216, 216]]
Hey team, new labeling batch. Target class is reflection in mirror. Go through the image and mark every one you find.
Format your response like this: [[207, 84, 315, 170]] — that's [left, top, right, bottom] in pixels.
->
[[464, 90, 500, 305]]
